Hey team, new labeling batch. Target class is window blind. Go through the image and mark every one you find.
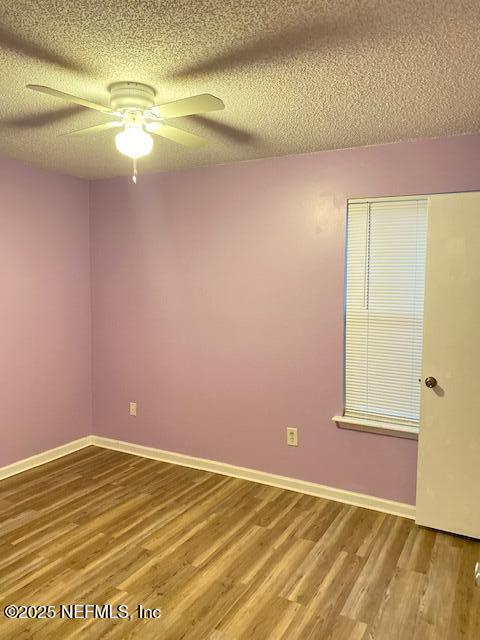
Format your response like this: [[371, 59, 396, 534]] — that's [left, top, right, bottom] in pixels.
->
[[344, 197, 427, 427]]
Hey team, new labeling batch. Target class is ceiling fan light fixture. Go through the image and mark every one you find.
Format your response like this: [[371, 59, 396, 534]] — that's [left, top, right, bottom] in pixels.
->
[[26, 83, 224, 162], [115, 125, 153, 159]]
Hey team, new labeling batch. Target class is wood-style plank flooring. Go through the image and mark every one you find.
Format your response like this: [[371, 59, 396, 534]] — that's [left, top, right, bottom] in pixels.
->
[[0, 446, 479, 639]]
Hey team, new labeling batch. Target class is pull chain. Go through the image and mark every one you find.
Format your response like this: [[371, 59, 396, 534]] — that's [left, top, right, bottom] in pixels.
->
[[132, 158, 138, 184]]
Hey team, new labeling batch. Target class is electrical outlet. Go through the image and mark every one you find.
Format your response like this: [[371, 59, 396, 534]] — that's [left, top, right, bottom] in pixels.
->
[[129, 401, 137, 416], [287, 427, 298, 446]]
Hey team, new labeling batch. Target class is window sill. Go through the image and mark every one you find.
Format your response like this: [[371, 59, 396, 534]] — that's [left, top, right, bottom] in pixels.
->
[[332, 415, 419, 440]]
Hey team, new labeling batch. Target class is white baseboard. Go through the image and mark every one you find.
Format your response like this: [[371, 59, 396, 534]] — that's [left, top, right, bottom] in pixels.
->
[[91, 435, 416, 520], [0, 435, 415, 520], [0, 436, 94, 480]]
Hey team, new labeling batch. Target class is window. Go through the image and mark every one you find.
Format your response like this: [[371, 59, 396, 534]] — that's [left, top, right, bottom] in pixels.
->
[[343, 196, 427, 430]]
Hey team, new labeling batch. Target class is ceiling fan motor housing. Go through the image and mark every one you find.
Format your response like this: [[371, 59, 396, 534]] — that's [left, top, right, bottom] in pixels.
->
[[109, 82, 156, 111]]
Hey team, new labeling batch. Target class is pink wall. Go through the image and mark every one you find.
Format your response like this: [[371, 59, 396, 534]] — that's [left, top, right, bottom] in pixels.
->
[[88, 133, 480, 504], [4, 134, 479, 501], [0, 158, 92, 466]]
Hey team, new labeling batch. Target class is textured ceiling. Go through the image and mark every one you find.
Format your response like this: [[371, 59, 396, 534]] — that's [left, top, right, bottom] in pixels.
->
[[0, 0, 480, 179]]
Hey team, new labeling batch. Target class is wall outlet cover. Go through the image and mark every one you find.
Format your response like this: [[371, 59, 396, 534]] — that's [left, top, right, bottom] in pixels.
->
[[287, 427, 298, 447]]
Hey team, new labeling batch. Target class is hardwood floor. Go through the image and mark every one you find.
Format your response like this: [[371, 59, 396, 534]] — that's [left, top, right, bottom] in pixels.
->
[[0, 446, 478, 639]]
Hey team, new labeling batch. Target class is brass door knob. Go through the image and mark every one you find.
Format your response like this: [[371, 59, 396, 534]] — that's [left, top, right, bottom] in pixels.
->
[[425, 376, 438, 388]]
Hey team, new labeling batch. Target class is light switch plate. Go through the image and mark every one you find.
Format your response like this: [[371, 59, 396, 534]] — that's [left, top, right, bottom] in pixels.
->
[[129, 401, 137, 416]]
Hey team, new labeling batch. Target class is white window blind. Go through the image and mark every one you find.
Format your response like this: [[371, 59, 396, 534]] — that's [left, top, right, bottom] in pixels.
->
[[344, 197, 427, 427]]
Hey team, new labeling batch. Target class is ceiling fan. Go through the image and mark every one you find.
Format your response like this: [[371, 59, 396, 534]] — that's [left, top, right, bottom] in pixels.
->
[[26, 81, 225, 181]]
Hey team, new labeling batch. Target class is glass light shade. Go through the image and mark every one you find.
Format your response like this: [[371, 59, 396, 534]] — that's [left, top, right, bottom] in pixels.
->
[[115, 126, 153, 159]]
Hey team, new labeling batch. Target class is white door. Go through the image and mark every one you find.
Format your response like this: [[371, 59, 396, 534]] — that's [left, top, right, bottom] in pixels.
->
[[416, 192, 480, 538]]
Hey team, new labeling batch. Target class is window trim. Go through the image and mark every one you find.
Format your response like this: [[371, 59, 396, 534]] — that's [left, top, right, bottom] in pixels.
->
[[335, 193, 427, 440], [332, 415, 419, 440], [348, 194, 429, 204]]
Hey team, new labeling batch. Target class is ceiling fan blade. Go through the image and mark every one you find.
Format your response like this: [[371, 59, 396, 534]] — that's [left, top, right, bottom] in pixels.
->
[[153, 94, 224, 119], [27, 85, 112, 113], [148, 123, 206, 148], [61, 121, 122, 137]]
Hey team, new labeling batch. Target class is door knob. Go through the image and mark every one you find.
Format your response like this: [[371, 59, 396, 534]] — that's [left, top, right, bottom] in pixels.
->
[[425, 376, 438, 388]]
